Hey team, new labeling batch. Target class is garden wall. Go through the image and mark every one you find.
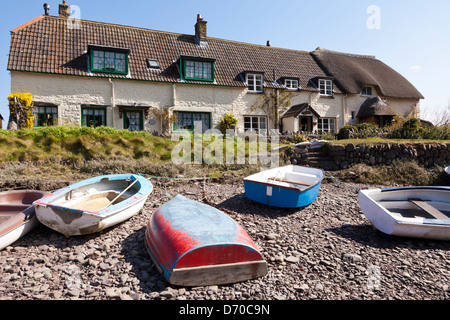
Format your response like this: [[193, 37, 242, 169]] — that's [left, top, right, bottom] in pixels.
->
[[286, 142, 450, 170]]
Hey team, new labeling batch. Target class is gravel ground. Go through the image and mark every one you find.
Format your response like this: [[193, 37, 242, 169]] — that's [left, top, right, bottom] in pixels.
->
[[1, 177, 449, 301]]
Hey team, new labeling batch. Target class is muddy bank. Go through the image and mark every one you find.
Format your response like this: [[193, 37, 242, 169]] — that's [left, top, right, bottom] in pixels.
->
[[1, 178, 449, 301]]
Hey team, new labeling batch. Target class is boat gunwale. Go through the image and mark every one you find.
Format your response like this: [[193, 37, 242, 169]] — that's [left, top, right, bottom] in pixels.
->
[[33, 174, 153, 217], [359, 188, 450, 227], [243, 177, 321, 192], [243, 165, 325, 192]]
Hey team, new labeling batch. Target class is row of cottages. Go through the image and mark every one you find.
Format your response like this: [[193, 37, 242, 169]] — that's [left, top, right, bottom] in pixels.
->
[[7, 2, 424, 136]]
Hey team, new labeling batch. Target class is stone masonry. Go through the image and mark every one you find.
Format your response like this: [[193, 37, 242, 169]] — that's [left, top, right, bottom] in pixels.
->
[[286, 142, 450, 170]]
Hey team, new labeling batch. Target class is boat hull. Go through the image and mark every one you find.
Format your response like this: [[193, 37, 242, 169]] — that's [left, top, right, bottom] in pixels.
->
[[243, 165, 324, 208], [33, 174, 153, 237], [358, 187, 450, 240], [145, 195, 268, 286], [0, 190, 47, 250]]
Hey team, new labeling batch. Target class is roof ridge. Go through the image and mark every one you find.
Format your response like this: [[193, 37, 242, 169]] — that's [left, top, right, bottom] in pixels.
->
[[41, 15, 311, 54], [313, 47, 376, 59]]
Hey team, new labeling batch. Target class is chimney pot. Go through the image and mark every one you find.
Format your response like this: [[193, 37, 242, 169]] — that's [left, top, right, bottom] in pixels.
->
[[266, 40, 271, 47], [59, 0, 70, 18], [43, 3, 50, 16], [197, 14, 203, 21]]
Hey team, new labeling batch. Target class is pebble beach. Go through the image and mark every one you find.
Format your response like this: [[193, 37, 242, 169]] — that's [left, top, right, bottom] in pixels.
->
[[1, 178, 449, 301]]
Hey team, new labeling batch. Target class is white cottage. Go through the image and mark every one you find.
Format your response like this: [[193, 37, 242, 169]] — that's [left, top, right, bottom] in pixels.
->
[[7, 2, 423, 135]]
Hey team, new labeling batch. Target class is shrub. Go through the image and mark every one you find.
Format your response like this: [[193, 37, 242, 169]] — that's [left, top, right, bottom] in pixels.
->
[[218, 113, 237, 134], [8, 92, 34, 129], [388, 117, 450, 140]]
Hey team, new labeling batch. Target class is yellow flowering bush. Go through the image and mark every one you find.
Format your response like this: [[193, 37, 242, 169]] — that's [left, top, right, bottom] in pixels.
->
[[219, 113, 237, 134], [8, 92, 34, 129]]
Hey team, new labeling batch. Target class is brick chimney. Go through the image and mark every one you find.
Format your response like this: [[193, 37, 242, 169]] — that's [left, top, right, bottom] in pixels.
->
[[59, 1, 70, 18], [195, 14, 207, 46]]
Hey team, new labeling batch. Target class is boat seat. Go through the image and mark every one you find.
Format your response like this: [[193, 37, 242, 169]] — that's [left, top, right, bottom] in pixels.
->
[[410, 200, 450, 220]]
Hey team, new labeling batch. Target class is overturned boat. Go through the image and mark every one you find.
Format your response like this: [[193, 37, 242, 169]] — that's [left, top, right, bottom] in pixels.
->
[[145, 194, 268, 286], [33, 174, 153, 237]]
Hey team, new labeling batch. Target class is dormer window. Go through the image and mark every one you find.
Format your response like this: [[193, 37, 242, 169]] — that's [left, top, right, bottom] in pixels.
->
[[246, 73, 264, 93], [180, 55, 215, 82], [284, 78, 299, 90], [89, 45, 130, 75], [319, 79, 333, 96], [361, 86, 373, 96]]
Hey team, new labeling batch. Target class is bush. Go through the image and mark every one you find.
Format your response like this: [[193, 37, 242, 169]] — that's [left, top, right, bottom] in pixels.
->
[[8, 92, 34, 129], [218, 113, 237, 134], [388, 117, 450, 140]]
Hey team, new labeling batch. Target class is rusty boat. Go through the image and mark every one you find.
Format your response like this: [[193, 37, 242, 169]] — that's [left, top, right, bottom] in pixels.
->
[[145, 194, 268, 286], [0, 190, 47, 250], [33, 174, 153, 237]]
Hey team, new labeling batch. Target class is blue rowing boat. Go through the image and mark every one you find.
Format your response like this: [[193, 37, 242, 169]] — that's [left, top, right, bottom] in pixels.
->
[[243, 165, 324, 208]]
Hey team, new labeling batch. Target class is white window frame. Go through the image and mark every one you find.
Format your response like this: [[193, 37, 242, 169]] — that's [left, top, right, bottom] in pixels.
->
[[244, 116, 267, 133], [319, 79, 333, 97], [246, 73, 264, 93], [318, 118, 336, 133], [361, 86, 373, 96], [284, 79, 299, 90]]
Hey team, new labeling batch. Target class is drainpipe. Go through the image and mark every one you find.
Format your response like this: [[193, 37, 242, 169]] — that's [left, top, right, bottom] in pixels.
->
[[342, 94, 347, 128], [109, 78, 115, 128]]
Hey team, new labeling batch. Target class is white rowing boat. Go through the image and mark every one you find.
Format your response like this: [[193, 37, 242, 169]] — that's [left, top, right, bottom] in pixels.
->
[[33, 174, 153, 237], [358, 186, 450, 240]]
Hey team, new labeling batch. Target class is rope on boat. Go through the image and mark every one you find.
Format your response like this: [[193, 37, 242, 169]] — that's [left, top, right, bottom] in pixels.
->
[[137, 173, 211, 181]]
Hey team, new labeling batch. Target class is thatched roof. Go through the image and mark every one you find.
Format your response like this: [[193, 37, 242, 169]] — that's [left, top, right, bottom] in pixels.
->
[[357, 97, 397, 118], [311, 48, 424, 99]]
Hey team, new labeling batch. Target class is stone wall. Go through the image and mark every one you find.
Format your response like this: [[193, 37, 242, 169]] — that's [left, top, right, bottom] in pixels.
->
[[329, 142, 450, 169], [285, 142, 450, 170]]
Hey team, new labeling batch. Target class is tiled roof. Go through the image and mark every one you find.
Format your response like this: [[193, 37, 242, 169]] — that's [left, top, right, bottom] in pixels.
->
[[8, 15, 330, 92]]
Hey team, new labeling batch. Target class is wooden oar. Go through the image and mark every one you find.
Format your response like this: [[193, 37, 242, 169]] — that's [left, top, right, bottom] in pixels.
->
[[104, 179, 138, 209], [267, 177, 313, 187]]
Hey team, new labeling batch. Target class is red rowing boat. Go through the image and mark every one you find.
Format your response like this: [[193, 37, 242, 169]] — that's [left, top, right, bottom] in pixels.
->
[[145, 194, 268, 286]]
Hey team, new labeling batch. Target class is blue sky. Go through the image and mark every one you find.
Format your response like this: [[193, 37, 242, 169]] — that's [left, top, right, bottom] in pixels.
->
[[1, 0, 449, 125]]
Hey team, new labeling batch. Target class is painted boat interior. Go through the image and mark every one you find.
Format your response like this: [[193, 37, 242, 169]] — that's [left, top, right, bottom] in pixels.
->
[[0, 190, 46, 236], [379, 200, 450, 220], [370, 188, 450, 222], [244, 165, 323, 190], [51, 178, 139, 211]]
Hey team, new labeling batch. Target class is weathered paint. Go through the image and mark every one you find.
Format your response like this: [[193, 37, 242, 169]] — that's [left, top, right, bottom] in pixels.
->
[[34, 174, 153, 217], [33, 174, 153, 236], [145, 194, 266, 283]]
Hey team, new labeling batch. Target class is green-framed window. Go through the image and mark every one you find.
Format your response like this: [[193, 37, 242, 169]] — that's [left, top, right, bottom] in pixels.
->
[[81, 107, 106, 127], [123, 110, 144, 131], [183, 59, 214, 81], [90, 49, 128, 74], [173, 111, 211, 133], [33, 106, 58, 127]]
